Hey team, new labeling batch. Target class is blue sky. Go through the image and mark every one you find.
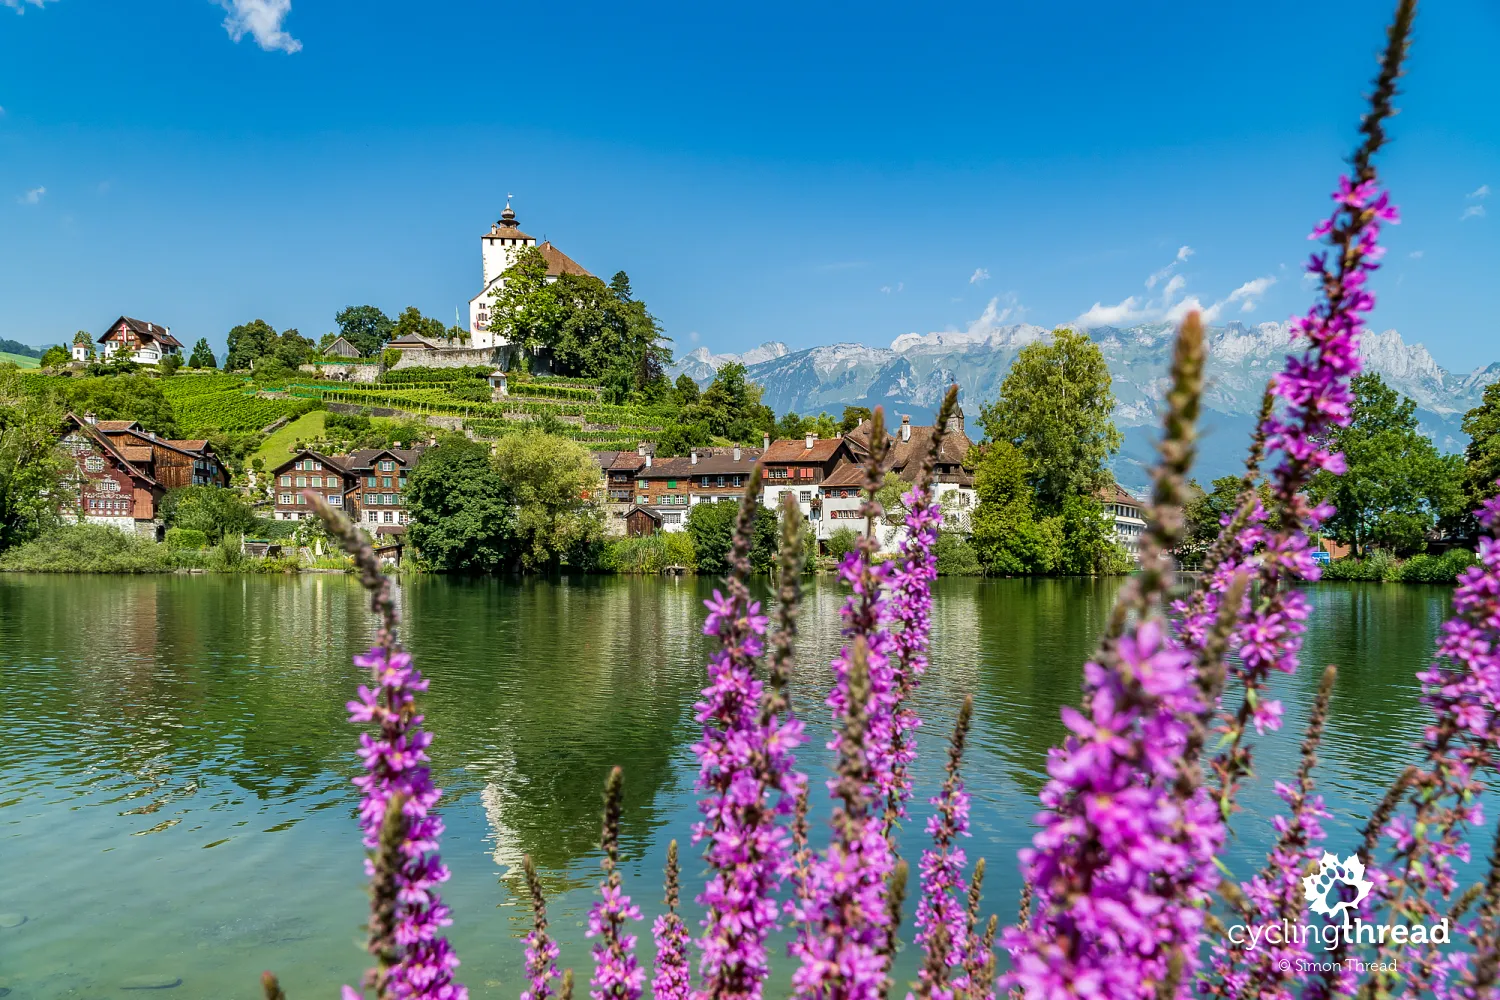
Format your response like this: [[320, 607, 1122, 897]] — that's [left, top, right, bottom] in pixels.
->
[[2, 0, 1497, 370]]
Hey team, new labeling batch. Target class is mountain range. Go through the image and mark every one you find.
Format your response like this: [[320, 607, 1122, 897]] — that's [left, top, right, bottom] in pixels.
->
[[668, 322, 1500, 493]]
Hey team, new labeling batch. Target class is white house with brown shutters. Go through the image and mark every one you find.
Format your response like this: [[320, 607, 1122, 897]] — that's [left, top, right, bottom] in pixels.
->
[[95, 316, 183, 365]]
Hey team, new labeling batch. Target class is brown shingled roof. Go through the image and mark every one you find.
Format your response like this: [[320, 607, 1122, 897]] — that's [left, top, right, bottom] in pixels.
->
[[95, 420, 140, 432], [97, 316, 182, 348], [121, 446, 154, 464], [820, 462, 867, 489], [761, 437, 849, 464], [539, 241, 592, 278]]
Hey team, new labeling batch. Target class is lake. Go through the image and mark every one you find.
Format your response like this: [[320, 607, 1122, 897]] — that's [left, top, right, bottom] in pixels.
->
[[0, 574, 1457, 998]]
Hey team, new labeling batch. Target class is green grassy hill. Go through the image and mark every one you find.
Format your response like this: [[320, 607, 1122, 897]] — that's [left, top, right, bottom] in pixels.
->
[[0, 351, 40, 368]]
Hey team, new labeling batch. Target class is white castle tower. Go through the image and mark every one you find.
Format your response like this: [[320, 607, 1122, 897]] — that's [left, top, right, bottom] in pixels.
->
[[467, 199, 592, 350]]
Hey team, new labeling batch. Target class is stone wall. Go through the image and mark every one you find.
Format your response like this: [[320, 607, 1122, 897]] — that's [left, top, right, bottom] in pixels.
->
[[390, 346, 509, 371], [299, 363, 382, 383]]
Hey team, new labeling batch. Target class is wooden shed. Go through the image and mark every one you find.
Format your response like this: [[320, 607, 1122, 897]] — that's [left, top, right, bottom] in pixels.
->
[[624, 504, 661, 538]]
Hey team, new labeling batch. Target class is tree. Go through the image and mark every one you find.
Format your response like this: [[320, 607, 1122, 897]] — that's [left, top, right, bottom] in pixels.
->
[[491, 431, 606, 572], [691, 363, 776, 444], [159, 353, 183, 376], [969, 440, 1057, 575], [1184, 475, 1276, 550], [39, 344, 70, 367], [55, 375, 177, 436], [189, 338, 217, 369], [334, 305, 395, 357], [491, 247, 561, 355], [655, 421, 713, 457], [225, 319, 278, 371], [0, 373, 66, 550], [1308, 372, 1466, 556], [390, 306, 448, 345], [839, 406, 873, 434], [674, 374, 701, 406], [777, 412, 808, 440], [1463, 382, 1500, 520], [160, 485, 257, 542], [1056, 493, 1125, 575], [407, 439, 516, 572], [978, 327, 1121, 513], [686, 499, 777, 577]]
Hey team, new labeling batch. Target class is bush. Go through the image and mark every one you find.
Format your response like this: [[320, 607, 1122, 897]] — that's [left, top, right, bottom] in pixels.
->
[[1322, 548, 1401, 582], [0, 524, 173, 573], [165, 527, 209, 550], [602, 532, 696, 574], [1394, 548, 1478, 584], [826, 525, 859, 563], [935, 531, 982, 576]]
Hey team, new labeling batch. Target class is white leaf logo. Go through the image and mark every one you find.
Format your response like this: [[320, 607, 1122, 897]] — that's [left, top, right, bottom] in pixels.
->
[[1302, 852, 1373, 918]]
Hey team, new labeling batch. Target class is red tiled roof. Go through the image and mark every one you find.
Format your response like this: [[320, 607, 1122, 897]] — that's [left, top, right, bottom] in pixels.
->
[[121, 446, 154, 464], [820, 462, 867, 489], [539, 241, 592, 278], [95, 420, 140, 432], [1099, 483, 1140, 506], [167, 439, 210, 452]]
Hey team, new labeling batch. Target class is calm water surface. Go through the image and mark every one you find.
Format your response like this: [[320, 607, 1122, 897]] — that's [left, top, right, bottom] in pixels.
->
[[0, 575, 1455, 997]]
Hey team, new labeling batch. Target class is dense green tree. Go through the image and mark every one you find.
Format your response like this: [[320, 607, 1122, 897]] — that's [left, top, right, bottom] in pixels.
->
[[160, 485, 257, 542], [0, 338, 45, 359], [935, 531, 981, 575], [839, 406, 873, 434], [686, 499, 777, 577], [826, 525, 859, 562], [490, 247, 561, 355], [159, 353, 183, 376], [0, 374, 66, 550], [1308, 373, 1466, 556], [334, 305, 395, 357], [407, 439, 517, 572], [39, 344, 70, 367], [1463, 382, 1500, 518], [1057, 493, 1125, 575], [491, 431, 606, 572], [1184, 475, 1276, 550], [969, 440, 1057, 575], [674, 374, 701, 406], [655, 421, 713, 456], [188, 338, 217, 369], [55, 375, 177, 436], [225, 319, 277, 371], [688, 362, 776, 444], [390, 306, 448, 345], [978, 327, 1120, 513], [776, 411, 808, 440]]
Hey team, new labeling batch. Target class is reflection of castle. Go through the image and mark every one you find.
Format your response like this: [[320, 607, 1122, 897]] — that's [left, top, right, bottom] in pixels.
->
[[467, 200, 592, 348]]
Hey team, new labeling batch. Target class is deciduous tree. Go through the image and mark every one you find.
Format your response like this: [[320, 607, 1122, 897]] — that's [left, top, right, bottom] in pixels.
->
[[407, 438, 516, 572], [334, 305, 395, 357], [491, 431, 606, 572], [188, 338, 217, 369]]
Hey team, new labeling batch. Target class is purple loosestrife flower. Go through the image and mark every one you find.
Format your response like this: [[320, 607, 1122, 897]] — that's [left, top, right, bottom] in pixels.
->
[[885, 387, 961, 838], [652, 840, 692, 1000], [692, 482, 806, 1000], [343, 645, 467, 1000], [911, 696, 975, 1000], [522, 855, 560, 1000], [588, 767, 644, 1000]]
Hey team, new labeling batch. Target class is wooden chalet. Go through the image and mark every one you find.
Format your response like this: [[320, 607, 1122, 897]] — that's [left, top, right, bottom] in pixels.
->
[[60, 413, 165, 537]]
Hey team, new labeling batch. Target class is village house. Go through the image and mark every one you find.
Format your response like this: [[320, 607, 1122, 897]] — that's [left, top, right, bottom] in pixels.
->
[[59, 413, 165, 538], [1100, 482, 1147, 563], [342, 447, 425, 538], [815, 461, 868, 541], [270, 450, 359, 521], [91, 316, 183, 366], [845, 409, 978, 532], [93, 420, 230, 488], [760, 433, 856, 524], [322, 335, 362, 359], [600, 444, 763, 536]]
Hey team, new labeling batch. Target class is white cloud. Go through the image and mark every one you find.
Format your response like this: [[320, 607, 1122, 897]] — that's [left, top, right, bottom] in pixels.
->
[[17, 185, 45, 205], [1146, 245, 1194, 289], [220, 0, 301, 53], [688, 330, 700, 343], [1226, 275, 1276, 312], [969, 267, 990, 285], [880, 282, 904, 294], [3, 0, 60, 12], [1160, 273, 1186, 305], [1462, 204, 1487, 222], [1468, 184, 1491, 200], [1408, 250, 1424, 259], [1078, 296, 1150, 327]]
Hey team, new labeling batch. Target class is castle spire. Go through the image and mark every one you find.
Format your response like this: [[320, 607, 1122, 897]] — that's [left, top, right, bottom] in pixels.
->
[[500, 195, 516, 228]]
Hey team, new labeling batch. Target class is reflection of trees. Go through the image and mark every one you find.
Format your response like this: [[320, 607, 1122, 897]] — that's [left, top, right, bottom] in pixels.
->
[[403, 576, 710, 877]]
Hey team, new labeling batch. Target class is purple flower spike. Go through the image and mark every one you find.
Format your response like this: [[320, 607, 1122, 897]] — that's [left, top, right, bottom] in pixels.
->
[[911, 696, 976, 1000], [652, 840, 692, 1000], [344, 646, 467, 1000], [588, 767, 644, 1000]]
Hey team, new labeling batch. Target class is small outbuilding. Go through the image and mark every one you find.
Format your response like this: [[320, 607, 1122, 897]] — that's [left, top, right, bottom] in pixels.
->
[[624, 504, 661, 538]]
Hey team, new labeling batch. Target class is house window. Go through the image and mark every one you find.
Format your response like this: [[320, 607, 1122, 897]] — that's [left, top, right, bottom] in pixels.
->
[[367, 510, 379, 523], [296, 494, 307, 505], [295, 476, 307, 487], [311, 476, 322, 487], [279, 493, 292, 504], [382, 476, 392, 488], [667, 480, 676, 489], [280, 475, 291, 486], [800, 468, 814, 479], [329, 494, 343, 506], [398, 477, 407, 488], [367, 476, 377, 487], [383, 510, 394, 523], [733, 476, 743, 487], [799, 491, 812, 503], [700, 476, 710, 487], [380, 460, 394, 471]]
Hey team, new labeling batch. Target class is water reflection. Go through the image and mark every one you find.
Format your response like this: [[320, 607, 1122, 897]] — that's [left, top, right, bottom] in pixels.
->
[[0, 574, 1458, 998]]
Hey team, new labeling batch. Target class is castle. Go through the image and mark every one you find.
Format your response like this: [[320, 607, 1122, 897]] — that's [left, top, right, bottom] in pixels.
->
[[465, 200, 591, 348]]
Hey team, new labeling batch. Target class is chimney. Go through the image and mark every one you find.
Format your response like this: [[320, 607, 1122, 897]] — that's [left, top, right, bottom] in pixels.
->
[[645, 453, 652, 468], [733, 445, 741, 462], [763, 434, 770, 450], [637, 442, 647, 457], [901, 415, 911, 442], [691, 450, 698, 465], [805, 433, 815, 450], [83, 411, 97, 425]]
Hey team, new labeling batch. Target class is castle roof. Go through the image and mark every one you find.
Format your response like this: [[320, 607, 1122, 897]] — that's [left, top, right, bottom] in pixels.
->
[[539, 241, 592, 278]]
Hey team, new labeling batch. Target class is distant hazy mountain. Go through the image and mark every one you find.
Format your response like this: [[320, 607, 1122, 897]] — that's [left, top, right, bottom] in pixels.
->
[[668, 323, 1500, 492]]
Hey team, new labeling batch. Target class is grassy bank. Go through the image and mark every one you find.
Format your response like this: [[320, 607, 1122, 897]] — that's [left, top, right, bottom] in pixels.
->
[[0, 525, 348, 574], [1321, 548, 1476, 584]]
